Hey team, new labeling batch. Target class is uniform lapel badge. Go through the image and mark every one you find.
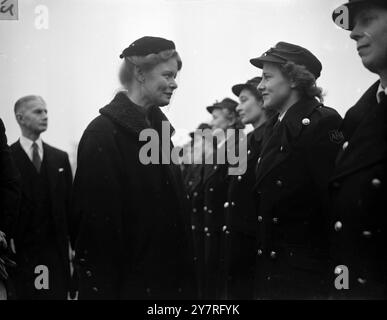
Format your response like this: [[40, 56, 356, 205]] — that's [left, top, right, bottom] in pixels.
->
[[302, 118, 310, 126], [329, 130, 344, 144]]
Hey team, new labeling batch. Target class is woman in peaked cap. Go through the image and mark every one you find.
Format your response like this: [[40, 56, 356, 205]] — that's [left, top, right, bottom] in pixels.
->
[[250, 42, 343, 299], [71, 36, 197, 299], [221, 76, 273, 299]]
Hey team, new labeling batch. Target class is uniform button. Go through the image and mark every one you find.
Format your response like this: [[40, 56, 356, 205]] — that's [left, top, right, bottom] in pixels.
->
[[257, 249, 263, 256], [276, 180, 283, 187], [224, 202, 230, 208], [225, 230, 230, 235], [270, 251, 277, 259], [302, 118, 310, 126], [192, 208, 197, 213], [191, 225, 196, 231], [231, 202, 235, 207], [86, 270, 92, 277], [213, 165, 218, 170], [334, 266, 343, 275], [206, 232, 211, 237], [357, 277, 367, 285], [193, 192, 198, 197], [209, 188, 214, 192], [222, 225, 227, 232], [280, 146, 284, 152], [188, 181, 193, 186], [257, 216, 263, 222], [237, 175, 242, 181], [272, 217, 279, 224], [257, 157, 261, 164], [267, 276, 271, 281], [371, 178, 381, 188], [334, 221, 343, 232], [208, 209, 213, 214], [203, 206, 207, 211], [342, 141, 349, 151], [186, 194, 190, 200], [247, 150, 251, 155], [92, 287, 98, 292], [204, 227, 209, 233], [362, 230, 372, 238]]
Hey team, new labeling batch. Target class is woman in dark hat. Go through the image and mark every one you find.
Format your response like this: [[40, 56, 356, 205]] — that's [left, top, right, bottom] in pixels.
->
[[221, 77, 272, 300], [200, 98, 244, 299], [249, 42, 343, 299], [71, 36, 197, 299]]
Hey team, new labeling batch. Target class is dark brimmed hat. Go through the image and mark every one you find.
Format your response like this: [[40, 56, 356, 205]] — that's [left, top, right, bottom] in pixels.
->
[[189, 123, 212, 139], [332, 0, 387, 31], [232, 77, 262, 97], [120, 36, 176, 58], [250, 42, 322, 79], [206, 98, 238, 114]]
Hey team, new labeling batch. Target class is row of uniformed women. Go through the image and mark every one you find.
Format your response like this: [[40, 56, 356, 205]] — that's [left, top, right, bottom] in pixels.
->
[[184, 41, 343, 299]]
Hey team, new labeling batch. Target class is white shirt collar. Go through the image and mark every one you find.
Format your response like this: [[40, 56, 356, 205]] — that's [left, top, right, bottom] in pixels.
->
[[19, 135, 44, 161], [278, 110, 287, 122], [376, 82, 387, 104]]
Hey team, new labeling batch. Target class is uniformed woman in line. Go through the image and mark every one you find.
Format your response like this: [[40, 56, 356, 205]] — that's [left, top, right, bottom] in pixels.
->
[[71, 36, 197, 299], [250, 42, 343, 299], [201, 98, 244, 299], [222, 77, 273, 299], [182, 122, 212, 299]]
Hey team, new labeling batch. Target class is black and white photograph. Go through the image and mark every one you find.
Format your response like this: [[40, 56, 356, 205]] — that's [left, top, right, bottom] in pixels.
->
[[0, 0, 386, 306]]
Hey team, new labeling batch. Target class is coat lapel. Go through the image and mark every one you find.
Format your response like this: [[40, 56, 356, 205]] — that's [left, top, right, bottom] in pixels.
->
[[255, 98, 322, 186], [332, 82, 387, 181]]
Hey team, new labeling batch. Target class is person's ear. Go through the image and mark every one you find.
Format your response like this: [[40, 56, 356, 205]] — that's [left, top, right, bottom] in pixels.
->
[[134, 65, 146, 84], [15, 113, 23, 125], [289, 78, 297, 89]]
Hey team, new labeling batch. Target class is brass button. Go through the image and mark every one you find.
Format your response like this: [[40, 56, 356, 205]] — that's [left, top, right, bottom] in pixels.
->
[[302, 118, 310, 126], [270, 251, 277, 259], [357, 277, 367, 285], [193, 192, 198, 197], [192, 208, 197, 213], [237, 175, 242, 181], [257, 216, 263, 222], [203, 206, 207, 211], [224, 202, 230, 208], [257, 249, 263, 256], [191, 225, 196, 231], [204, 227, 209, 232], [362, 230, 372, 238], [276, 180, 283, 187], [334, 221, 343, 231], [209, 188, 214, 192], [257, 157, 261, 164], [222, 225, 227, 232], [342, 141, 349, 151], [371, 178, 381, 188], [272, 217, 279, 224]]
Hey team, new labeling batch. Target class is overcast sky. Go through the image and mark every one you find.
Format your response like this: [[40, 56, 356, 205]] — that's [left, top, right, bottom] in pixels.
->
[[0, 0, 378, 162]]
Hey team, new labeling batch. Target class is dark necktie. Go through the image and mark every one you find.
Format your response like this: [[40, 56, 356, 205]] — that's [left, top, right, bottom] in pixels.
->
[[32, 142, 41, 173], [378, 91, 386, 105]]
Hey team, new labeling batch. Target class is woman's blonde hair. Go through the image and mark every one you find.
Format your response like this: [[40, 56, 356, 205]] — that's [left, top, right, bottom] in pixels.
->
[[280, 61, 324, 102], [119, 49, 182, 85]]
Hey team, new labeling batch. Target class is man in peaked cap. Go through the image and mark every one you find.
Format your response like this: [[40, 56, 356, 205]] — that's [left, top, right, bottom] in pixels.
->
[[329, 0, 387, 299]]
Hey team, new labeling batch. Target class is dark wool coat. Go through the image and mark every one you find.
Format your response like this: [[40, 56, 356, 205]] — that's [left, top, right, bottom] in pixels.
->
[[253, 98, 342, 299], [329, 82, 387, 299], [71, 92, 197, 300], [10, 141, 72, 299], [223, 124, 267, 300]]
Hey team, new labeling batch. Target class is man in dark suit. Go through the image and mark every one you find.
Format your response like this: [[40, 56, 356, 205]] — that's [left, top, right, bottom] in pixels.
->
[[10, 95, 72, 300], [330, 0, 387, 299], [0, 118, 20, 300]]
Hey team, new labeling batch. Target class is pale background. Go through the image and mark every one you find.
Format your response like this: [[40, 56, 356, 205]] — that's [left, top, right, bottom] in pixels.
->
[[0, 0, 378, 167]]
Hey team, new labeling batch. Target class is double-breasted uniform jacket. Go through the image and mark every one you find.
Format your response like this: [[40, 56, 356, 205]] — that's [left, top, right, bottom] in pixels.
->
[[253, 98, 342, 299], [329, 81, 387, 299], [223, 124, 266, 300], [71, 92, 197, 300], [201, 131, 242, 299], [10, 140, 72, 299], [184, 163, 206, 299]]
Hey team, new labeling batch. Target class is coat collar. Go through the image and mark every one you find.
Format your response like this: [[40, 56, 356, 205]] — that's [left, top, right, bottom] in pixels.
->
[[281, 97, 323, 138], [99, 91, 175, 137]]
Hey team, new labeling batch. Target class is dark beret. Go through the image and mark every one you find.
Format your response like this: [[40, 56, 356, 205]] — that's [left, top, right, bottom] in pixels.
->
[[206, 98, 238, 114], [120, 36, 176, 59], [332, 0, 387, 30], [250, 42, 322, 79], [232, 76, 262, 97]]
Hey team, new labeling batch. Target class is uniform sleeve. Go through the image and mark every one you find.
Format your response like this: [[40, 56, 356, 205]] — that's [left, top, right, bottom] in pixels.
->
[[71, 129, 126, 299], [0, 119, 20, 238]]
